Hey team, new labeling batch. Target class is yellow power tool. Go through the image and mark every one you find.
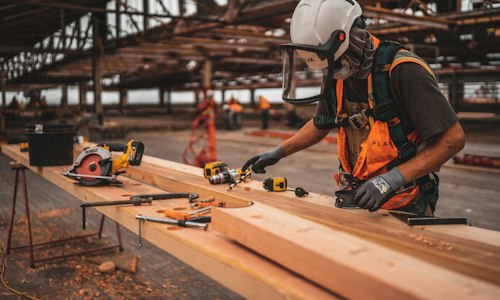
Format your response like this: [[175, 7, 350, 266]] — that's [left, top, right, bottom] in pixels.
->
[[203, 161, 229, 178], [63, 140, 145, 186]]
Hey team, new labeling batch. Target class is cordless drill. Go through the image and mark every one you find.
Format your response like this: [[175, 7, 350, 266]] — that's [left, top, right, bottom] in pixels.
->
[[203, 161, 229, 179], [209, 168, 250, 185]]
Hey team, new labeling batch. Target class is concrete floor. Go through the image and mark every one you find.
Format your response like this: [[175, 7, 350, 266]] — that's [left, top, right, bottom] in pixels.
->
[[95, 127, 500, 231], [0, 154, 242, 299]]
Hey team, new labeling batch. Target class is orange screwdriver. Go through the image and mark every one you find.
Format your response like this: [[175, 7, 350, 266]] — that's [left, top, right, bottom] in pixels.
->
[[163, 206, 212, 220]]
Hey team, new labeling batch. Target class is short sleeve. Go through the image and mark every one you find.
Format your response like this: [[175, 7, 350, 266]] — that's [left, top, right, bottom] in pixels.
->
[[315, 97, 333, 116], [390, 63, 458, 141]]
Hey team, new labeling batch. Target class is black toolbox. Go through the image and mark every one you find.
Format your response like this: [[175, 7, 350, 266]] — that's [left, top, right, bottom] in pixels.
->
[[25, 124, 75, 166]]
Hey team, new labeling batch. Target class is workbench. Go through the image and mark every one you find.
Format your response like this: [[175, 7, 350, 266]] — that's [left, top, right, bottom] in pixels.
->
[[3, 143, 500, 300]]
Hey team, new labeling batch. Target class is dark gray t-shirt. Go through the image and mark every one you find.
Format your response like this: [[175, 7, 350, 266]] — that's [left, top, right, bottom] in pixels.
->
[[315, 62, 458, 141]]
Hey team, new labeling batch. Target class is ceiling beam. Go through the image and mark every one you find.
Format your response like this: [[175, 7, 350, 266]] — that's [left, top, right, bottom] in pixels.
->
[[363, 6, 452, 31]]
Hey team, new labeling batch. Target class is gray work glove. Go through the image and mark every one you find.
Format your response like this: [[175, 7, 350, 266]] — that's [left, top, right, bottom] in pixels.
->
[[353, 168, 406, 212], [242, 146, 286, 174]]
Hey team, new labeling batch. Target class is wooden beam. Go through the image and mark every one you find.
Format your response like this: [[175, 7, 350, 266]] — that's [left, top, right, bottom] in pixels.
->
[[1, 144, 337, 300], [117, 154, 500, 285], [212, 203, 500, 299], [203, 59, 212, 90]]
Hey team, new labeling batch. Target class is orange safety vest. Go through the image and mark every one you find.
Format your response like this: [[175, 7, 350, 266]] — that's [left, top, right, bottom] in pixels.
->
[[336, 36, 435, 210], [259, 97, 271, 110], [231, 103, 243, 113]]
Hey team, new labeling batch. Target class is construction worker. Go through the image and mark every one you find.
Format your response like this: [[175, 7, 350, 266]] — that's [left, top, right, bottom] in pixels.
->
[[242, 0, 465, 216], [257, 95, 271, 129], [228, 98, 243, 129]]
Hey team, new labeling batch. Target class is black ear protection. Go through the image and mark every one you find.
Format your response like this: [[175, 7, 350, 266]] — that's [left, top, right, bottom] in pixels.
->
[[355, 16, 366, 29]]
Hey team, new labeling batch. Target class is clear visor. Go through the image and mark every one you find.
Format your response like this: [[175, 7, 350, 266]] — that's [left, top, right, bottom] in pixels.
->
[[282, 49, 327, 103]]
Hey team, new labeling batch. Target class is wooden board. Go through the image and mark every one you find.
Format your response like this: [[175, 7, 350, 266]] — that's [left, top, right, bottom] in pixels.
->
[[212, 203, 500, 300], [1, 144, 337, 300], [117, 152, 500, 285]]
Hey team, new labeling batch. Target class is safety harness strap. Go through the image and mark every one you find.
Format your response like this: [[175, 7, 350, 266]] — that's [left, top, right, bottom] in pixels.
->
[[372, 41, 417, 169]]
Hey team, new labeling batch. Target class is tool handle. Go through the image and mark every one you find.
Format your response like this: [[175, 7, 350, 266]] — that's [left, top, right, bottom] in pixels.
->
[[164, 210, 190, 220], [97, 143, 127, 152], [194, 196, 215, 204], [136, 215, 208, 230], [80, 200, 134, 207], [135, 193, 199, 202], [192, 201, 226, 209]]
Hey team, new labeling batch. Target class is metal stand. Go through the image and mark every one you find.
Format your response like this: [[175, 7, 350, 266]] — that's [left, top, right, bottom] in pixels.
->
[[5, 162, 123, 268]]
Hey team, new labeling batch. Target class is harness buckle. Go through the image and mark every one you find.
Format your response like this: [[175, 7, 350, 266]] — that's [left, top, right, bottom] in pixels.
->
[[347, 110, 370, 129], [344, 173, 363, 189], [374, 64, 391, 73]]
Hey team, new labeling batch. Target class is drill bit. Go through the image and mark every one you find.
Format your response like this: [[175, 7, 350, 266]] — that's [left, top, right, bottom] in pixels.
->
[[227, 169, 253, 191]]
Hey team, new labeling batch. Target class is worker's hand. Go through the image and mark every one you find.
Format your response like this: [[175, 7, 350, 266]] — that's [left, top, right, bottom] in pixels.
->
[[242, 146, 286, 173], [353, 168, 406, 212]]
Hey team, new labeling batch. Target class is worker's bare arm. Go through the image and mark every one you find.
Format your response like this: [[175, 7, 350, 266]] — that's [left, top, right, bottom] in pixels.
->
[[398, 122, 465, 182], [280, 119, 331, 156]]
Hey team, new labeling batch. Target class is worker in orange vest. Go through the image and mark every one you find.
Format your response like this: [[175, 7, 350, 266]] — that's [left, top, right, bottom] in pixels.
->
[[227, 98, 243, 129], [257, 95, 271, 129], [242, 0, 465, 216]]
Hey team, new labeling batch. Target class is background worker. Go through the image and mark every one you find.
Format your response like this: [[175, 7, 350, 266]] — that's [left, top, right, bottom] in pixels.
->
[[257, 95, 271, 129], [225, 97, 243, 129], [242, 0, 465, 216]]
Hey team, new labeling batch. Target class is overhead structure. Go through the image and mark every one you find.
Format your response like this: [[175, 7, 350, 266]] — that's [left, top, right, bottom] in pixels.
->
[[0, 0, 499, 112]]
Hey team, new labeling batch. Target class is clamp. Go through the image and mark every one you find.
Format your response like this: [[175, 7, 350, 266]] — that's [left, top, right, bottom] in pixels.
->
[[80, 193, 199, 229]]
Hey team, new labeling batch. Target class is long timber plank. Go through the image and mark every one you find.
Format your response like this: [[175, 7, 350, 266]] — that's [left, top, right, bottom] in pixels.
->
[[1, 145, 337, 300], [212, 203, 500, 300], [120, 153, 500, 285]]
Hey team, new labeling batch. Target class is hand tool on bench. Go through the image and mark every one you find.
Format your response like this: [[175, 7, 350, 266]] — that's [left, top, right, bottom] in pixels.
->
[[80, 193, 199, 229], [63, 140, 145, 186], [191, 200, 226, 209], [189, 195, 224, 208], [227, 169, 253, 191], [190, 195, 215, 204], [263, 177, 309, 197], [162, 206, 212, 220], [136, 214, 209, 246], [390, 212, 468, 226]]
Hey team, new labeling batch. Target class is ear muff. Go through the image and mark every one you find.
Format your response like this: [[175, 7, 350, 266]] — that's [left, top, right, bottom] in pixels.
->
[[354, 16, 366, 29]]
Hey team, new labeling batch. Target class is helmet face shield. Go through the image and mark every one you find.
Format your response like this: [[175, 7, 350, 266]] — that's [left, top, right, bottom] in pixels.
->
[[282, 49, 325, 102], [281, 30, 346, 104]]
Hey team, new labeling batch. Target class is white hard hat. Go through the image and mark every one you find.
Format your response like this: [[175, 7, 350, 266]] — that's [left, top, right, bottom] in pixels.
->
[[290, 0, 362, 69]]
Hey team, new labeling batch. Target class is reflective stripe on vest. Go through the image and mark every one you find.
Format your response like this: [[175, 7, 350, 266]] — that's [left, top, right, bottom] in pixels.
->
[[337, 36, 433, 210]]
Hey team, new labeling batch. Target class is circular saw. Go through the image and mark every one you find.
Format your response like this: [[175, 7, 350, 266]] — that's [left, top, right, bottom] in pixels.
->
[[63, 140, 145, 186]]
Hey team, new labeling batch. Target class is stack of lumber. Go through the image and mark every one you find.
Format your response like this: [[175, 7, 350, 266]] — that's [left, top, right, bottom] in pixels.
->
[[3, 143, 500, 299]]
